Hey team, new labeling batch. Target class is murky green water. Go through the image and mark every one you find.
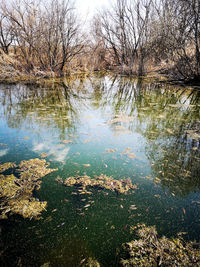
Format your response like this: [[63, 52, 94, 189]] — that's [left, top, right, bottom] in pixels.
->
[[0, 75, 200, 266]]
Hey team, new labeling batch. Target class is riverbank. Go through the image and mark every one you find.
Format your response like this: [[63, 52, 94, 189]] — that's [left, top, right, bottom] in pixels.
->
[[0, 50, 199, 89]]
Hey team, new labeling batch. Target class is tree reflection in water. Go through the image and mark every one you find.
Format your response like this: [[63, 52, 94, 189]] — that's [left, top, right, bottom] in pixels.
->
[[0, 75, 199, 195]]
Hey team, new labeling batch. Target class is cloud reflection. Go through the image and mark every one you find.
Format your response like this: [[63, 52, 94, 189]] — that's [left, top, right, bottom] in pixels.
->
[[33, 141, 70, 163], [0, 149, 8, 157]]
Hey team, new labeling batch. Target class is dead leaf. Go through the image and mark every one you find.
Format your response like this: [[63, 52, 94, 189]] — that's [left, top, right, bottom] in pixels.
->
[[83, 164, 91, 168], [40, 153, 48, 158], [61, 140, 72, 144], [106, 149, 116, 153], [84, 139, 92, 143]]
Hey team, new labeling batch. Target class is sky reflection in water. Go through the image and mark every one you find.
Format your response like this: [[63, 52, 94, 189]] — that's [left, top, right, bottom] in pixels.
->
[[0, 76, 200, 266]]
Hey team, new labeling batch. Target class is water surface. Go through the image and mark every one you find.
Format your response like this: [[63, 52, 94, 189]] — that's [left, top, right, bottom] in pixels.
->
[[0, 75, 200, 266]]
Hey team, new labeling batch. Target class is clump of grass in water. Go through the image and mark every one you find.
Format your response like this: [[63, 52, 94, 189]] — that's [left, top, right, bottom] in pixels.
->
[[0, 159, 57, 220], [56, 174, 137, 195], [121, 225, 200, 266]]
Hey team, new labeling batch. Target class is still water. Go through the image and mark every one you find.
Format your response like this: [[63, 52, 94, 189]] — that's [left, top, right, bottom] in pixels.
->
[[0, 75, 200, 266]]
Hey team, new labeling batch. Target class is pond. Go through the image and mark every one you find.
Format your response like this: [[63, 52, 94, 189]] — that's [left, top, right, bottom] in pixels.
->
[[0, 75, 200, 266]]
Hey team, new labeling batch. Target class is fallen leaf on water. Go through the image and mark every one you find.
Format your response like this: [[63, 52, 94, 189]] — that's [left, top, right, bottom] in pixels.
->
[[106, 149, 116, 153], [169, 104, 179, 108], [80, 259, 86, 264], [129, 205, 137, 210], [154, 194, 161, 199], [83, 164, 91, 168], [87, 115, 93, 119], [108, 114, 134, 124], [52, 209, 57, 213], [84, 204, 90, 208], [84, 139, 92, 143], [114, 130, 131, 136], [140, 107, 150, 111], [166, 128, 174, 134], [124, 224, 128, 230], [120, 205, 124, 209], [192, 201, 200, 205], [182, 208, 186, 215], [144, 176, 153, 180], [158, 114, 165, 119], [128, 153, 136, 159], [61, 140, 72, 144], [115, 125, 126, 130], [57, 222, 65, 227], [40, 152, 48, 158], [154, 177, 161, 184]]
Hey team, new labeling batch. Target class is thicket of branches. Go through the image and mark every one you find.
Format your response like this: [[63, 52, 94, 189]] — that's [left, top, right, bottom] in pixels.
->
[[0, 0, 84, 75], [0, 0, 199, 81]]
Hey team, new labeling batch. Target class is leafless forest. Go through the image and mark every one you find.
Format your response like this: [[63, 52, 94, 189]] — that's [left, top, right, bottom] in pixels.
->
[[0, 0, 200, 82]]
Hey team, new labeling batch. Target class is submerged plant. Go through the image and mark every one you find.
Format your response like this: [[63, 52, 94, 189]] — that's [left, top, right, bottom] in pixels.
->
[[0, 159, 57, 220], [56, 174, 137, 194], [121, 225, 200, 266]]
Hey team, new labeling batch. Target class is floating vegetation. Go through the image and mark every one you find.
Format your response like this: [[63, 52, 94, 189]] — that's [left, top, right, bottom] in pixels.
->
[[0, 143, 7, 146], [61, 139, 73, 144], [84, 139, 92, 144], [0, 162, 16, 173], [122, 148, 137, 159], [121, 225, 200, 266], [81, 257, 100, 266], [0, 159, 57, 220], [83, 164, 91, 168], [108, 114, 134, 124], [106, 149, 116, 153], [186, 130, 200, 141], [114, 130, 132, 136], [40, 152, 49, 158], [57, 174, 137, 194]]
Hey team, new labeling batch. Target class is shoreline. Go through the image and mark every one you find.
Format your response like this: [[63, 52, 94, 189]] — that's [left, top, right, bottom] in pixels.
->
[[0, 69, 199, 90]]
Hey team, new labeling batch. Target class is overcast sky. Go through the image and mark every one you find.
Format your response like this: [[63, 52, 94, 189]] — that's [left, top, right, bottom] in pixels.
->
[[76, 0, 110, 19]]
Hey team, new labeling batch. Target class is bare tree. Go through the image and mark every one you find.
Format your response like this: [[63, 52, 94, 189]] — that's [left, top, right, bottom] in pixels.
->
[[94, 0, 153, 75], [3, 0, 84, 75], [0, 2, 14, 54], [152, 0, 200, 81]]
